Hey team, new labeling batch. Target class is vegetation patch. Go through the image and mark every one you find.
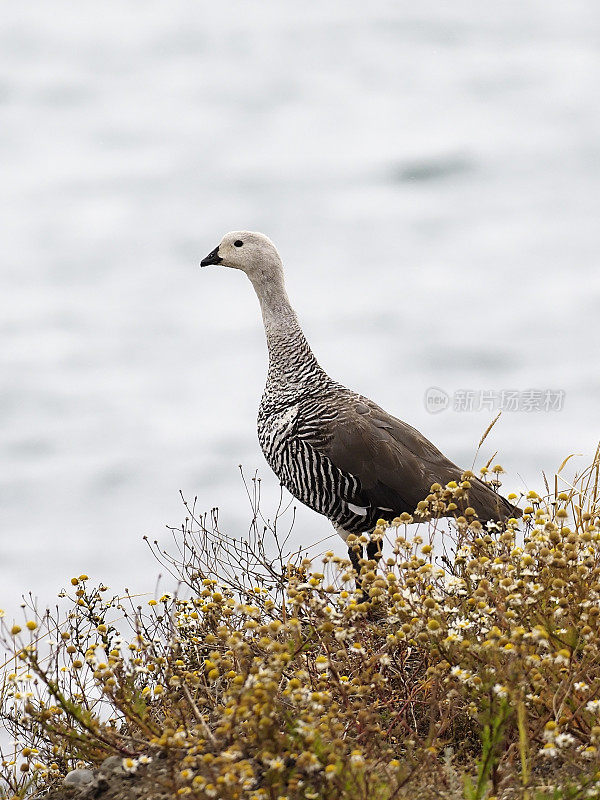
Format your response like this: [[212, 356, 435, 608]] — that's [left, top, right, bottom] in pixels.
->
[[2, 453, 600, 799]]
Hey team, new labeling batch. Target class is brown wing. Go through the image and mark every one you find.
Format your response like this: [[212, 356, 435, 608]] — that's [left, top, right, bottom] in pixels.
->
[[319, 394, 518, 522]]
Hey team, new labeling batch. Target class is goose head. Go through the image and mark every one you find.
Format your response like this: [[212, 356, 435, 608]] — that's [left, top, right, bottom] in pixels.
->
[[201, 231, 284, 286]]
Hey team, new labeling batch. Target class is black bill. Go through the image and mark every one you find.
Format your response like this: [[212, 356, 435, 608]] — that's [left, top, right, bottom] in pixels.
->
[[200, 246, 222, 267]]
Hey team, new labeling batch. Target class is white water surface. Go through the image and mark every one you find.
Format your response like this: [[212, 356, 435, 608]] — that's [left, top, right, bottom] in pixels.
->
[[1, 1, 599, 618]]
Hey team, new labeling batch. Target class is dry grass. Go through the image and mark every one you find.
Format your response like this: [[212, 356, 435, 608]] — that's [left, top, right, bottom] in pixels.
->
[[2, 451, 600, 800]]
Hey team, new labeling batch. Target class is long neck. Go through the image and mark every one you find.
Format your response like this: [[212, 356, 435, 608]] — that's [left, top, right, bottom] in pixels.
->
[[250, 273, 326, 394]]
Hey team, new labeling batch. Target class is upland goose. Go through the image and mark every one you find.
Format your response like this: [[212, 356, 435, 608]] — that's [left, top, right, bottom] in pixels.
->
[[201, 232, 520, 578]]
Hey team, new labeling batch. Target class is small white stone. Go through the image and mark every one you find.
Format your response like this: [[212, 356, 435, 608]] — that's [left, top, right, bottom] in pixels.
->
[[63, 768, 95, 787]]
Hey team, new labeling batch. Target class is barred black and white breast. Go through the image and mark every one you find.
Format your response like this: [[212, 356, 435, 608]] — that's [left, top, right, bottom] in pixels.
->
[[257, 389, 376, 537]]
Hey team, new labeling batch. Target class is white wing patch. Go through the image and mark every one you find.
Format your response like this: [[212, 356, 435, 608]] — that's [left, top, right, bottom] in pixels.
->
[[347, 501, 368, 516]]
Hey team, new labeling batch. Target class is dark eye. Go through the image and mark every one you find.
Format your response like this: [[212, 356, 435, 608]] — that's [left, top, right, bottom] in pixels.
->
[[234, 240, 243, 247]]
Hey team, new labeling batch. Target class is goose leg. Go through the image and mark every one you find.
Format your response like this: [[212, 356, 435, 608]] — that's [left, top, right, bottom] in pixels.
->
[[334, 525, 368, 596], [349, 543, 372, 601], [348, 543, 363, 585], [366, 537, 383, 564], [357, 535, 384, 605]]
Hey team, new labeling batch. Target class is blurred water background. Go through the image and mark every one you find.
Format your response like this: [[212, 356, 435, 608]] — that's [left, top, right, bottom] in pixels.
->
[[1, 0, 599, 617]]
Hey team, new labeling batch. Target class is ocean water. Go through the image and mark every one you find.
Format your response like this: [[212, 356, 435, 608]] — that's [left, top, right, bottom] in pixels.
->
[[1, 1, 599, 618]]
